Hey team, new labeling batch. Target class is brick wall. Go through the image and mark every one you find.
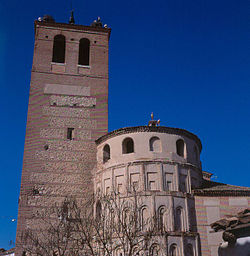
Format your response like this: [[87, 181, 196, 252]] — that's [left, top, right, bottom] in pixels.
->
[[15, 21, 110, 255]]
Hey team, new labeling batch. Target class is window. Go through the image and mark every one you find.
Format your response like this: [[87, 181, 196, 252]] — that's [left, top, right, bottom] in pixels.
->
[[179, 175, 187, 193], [103, 144, 110, 163], [158, 207, 165, 231], [67, 128, 74, 140], [149, 136, 161, 152], [175, 207, 184, 231], [169, 244, 178, 256], [122, 138, 134, 154], [185, 244, 194, 256], [52, 35, 66, 63], [96, 201, 102, 219], [150, 244, 160, 256], [141, 207, 148, 230], [78, 38, 90, 65], [176, 139, 185, 157]]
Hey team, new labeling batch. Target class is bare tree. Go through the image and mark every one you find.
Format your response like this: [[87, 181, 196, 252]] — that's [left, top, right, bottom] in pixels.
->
[[21, 191, 166, 256]]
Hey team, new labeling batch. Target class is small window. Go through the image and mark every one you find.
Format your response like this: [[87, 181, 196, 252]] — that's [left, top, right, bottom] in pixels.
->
[[175, 207, 184, 231], [78, 38, 90, 65], [185, 244, 194, 256], [103, 144, 110, 163], [67, 128, 74, 140], [149, 136, 161, 152], [169, 244, 178, 256], [176, 139, 185, 157], [96, 201, 102, 219], [158, 207, 165, 231], [52, 35, 66, 63], [122, 138, 134, 154]]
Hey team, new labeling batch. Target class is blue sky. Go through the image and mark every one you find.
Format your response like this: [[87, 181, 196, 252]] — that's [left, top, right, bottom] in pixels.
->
[[0, 0, 249, 250]]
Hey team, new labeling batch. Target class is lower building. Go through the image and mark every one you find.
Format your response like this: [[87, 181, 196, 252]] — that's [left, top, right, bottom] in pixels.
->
[[94, 122, 250, 256]]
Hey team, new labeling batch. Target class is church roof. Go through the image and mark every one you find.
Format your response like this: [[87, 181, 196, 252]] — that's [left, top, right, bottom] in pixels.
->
[[210, 208, 250, 233], [194, 179, 250, 196]]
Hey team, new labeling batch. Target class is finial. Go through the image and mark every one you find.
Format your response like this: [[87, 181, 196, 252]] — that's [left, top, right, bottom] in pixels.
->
[[148, 113, 160, 127], [69, 10, 75, 24]]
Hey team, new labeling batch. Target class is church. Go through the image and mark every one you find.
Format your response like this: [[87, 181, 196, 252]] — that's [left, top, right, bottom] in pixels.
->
[[15, 15, 250, 256]]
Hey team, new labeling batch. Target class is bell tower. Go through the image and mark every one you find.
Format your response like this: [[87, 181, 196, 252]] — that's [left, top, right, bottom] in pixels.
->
[[15, 15, 111, 255]]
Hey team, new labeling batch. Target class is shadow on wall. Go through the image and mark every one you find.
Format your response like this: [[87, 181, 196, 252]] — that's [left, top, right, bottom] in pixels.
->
[[218, 237, 250, 256]]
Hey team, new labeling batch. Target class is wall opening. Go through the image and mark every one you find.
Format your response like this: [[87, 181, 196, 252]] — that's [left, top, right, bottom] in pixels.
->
[[96, 201, 102, 219], [122, 138, 134, 154], [67, 128, 74, 140], [185, 244, 194, 256], [103, 144, 111, 163], [176, 139, 185, 157], [78, 38, 90, 65], [175, 207, 184, 231], [52, 35, 66, 63], [149, 136, 161, 152], [169, 244, 178, 256]]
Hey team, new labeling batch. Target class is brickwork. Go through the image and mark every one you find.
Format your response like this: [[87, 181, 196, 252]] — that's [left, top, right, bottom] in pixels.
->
[[195, 196, 250, 256], [15, 20, 110, 255]]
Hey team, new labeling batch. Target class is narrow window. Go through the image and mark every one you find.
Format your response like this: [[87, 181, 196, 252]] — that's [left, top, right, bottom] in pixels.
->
[[96, 201, 102, 219], [149, 136, 161, 152], [150, 244, 160, 256], [52, 35, 66, 63], [78, 38, 90, 65], [169, 244, 178, 256], [103, 144, 110, 163], [185, 244, 194, 256], [175, 207, 184, 231], [141, 207, 147, 230], [176, 139, 185, 157], [122, 138, 134, 154], [158, 207, 165, 231], [67, 128, 74, 140]]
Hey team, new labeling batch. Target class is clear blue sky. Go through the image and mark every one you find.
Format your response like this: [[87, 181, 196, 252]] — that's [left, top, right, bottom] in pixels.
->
[[0, 0, 249, 250]]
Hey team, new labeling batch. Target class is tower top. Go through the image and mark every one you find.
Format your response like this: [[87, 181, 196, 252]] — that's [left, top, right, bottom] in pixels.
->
[[34, 17, 111, 38]]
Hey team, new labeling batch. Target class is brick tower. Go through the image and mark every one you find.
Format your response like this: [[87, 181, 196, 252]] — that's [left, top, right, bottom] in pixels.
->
[[15, 15, 111, 255]]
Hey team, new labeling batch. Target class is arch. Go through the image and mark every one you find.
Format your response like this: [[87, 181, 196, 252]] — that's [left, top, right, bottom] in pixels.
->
[[150, 243, 160, 256], [141, 206, 148, 230], [175, 206, 184, 231], [158, 206, 166, 231], [169, 244, 178, 256], [96, 200, 102, 219], [103, 144, 110, 163], [149, 136, 161, 152], [115, 247, 123, 256], [185, 244, 194, 256], [78, 38, 90, 65], [122, 137, 134, 154], [52, 35, 66, 63], [176, 139, 185, 157]]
